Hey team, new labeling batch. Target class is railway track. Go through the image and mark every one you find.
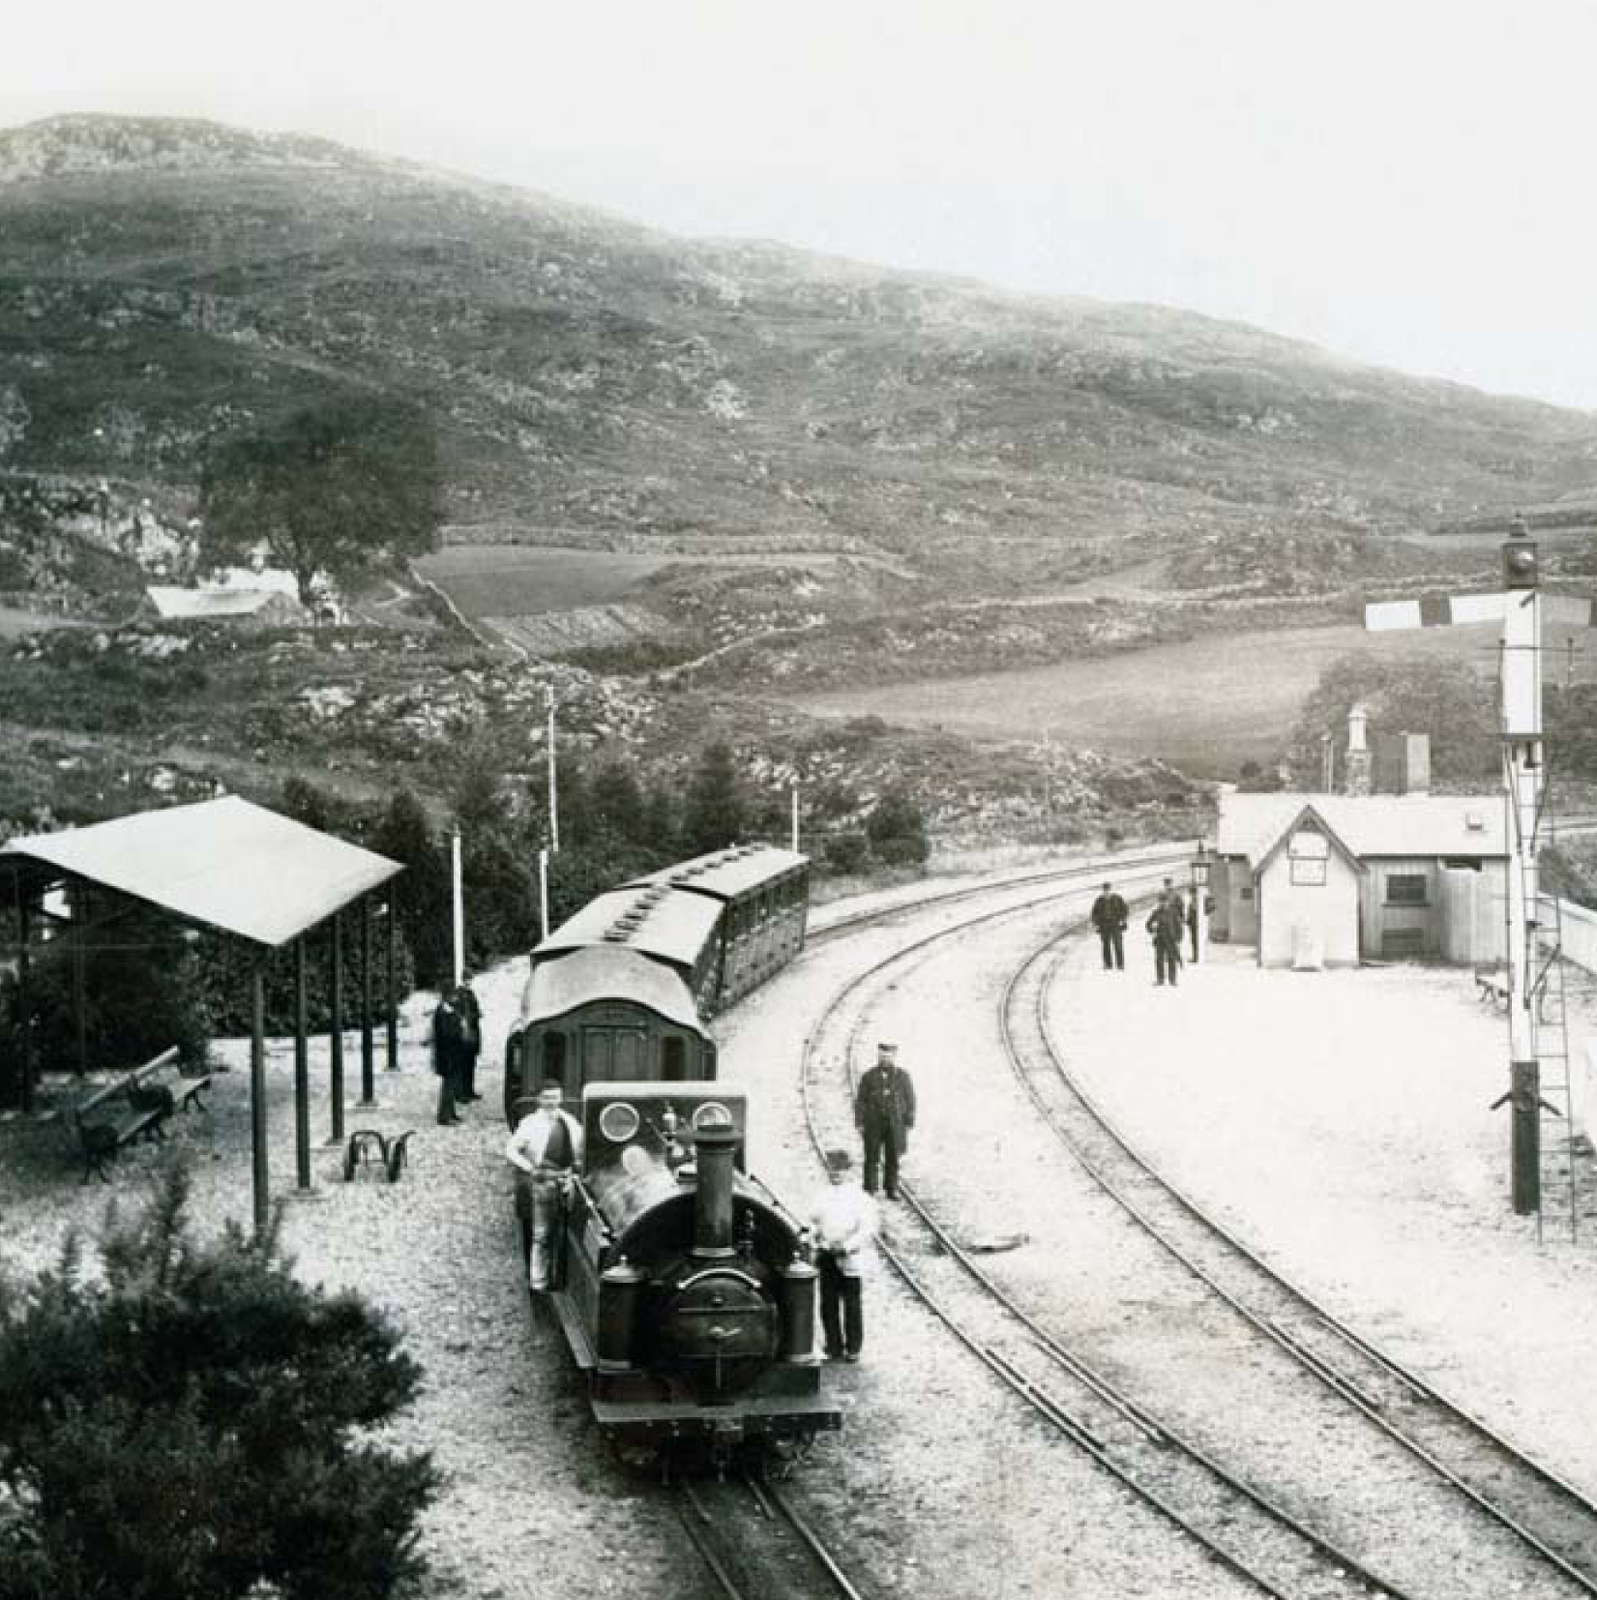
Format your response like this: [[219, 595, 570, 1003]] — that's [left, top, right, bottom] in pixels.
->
[[799, 879, 1428, 1600], [1002, 925, 1597, 1597], [797, 873, 1597, 1598], [678, 1472, 869, 1600]]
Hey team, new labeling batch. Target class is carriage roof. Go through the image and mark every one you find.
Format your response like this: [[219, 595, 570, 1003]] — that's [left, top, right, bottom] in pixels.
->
[[623, 844, 808, 901], [533, 886, 723, 970], [521, 945, 706, 1034]]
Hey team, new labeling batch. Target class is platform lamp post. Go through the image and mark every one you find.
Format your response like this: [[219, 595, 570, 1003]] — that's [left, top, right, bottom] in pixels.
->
[[1190, 842, 1210, 964]]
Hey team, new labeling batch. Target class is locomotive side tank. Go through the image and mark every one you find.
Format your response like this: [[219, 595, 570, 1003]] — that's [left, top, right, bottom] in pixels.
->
[[546, 1081, 839, 1450]]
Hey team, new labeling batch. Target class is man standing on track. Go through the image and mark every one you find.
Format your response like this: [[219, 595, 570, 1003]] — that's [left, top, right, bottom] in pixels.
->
[[855, 1042, 916, 1199], [1090, 881, 1128, 970]]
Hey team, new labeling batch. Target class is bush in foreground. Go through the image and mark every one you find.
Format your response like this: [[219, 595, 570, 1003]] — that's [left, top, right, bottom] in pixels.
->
[[0, 1166, 439, 1600]]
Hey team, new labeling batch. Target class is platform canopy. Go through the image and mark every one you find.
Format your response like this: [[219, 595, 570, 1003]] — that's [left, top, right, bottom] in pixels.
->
[[0, 795, 402, 948]]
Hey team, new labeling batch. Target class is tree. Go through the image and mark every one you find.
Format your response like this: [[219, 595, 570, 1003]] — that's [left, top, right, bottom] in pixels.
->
[[865, 785, 929, 867], [199, 397, 442, 605], [681, 741, 745, 855], [1285, 652, 1497, 788], [0, 1166, 439, 1600], [371, 789, 451, 987]]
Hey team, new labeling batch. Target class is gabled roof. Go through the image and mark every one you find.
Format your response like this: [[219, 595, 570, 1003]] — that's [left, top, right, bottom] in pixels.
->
[[0, 796, 402, 948], [520, 946, 706, 1034], [1252, 802, 1367, 878], [535, 886, 723, 971], [1217, 792, 1505, 863]]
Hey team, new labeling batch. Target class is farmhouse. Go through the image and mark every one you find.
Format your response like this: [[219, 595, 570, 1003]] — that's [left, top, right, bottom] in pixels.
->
[[1211, 791, 1508, 967], [140, 585, 306, 628]]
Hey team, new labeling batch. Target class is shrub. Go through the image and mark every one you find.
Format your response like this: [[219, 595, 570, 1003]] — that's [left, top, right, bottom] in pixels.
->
[[0, 1166, 440, 1600], [823, 830, 870, 875]]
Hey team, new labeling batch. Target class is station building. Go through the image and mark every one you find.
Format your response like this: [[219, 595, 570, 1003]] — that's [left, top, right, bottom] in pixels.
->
[[1212, 792, 1508, 968]]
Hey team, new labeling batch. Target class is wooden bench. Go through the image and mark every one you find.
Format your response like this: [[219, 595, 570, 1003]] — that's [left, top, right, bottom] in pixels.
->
[[69, 1048, 213, 1184], [1475, 970, 1510, 1008]]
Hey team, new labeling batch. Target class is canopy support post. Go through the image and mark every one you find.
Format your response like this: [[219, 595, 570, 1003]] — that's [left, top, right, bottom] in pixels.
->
[[328, 912, 345, 1146], [385, 896, 399, 1073], [250, 958, 269, 1241], [15, 883, 33, 1116], [293, 935, 311, 1190], [359, 895, 375, 1106]]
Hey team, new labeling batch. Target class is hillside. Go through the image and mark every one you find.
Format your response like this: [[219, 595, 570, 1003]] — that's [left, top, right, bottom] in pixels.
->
[[4, 113, 1595, 845], [3, 112, 1595, 603]]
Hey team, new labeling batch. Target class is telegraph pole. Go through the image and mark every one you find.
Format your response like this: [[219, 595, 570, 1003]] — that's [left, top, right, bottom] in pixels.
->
[[546, 686, 560, 855]]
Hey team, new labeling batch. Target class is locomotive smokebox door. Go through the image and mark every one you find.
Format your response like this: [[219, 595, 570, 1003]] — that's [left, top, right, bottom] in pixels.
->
[[659, 1268, 780, 1402]]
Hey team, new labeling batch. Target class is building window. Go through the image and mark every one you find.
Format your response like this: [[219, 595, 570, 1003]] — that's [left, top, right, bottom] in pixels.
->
[[1239, 886, 1254, 901], [1290, 858, 1327, 886], [1386, 873, 1428, 905]]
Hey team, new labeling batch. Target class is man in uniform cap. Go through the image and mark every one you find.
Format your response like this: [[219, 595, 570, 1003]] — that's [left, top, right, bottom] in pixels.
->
[[1090, 881, 1128, 971], [854, 1042, 916, 1200]]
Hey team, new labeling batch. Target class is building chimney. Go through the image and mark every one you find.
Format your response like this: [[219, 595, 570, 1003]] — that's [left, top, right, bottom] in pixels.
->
[[1345, 703, 1372, 797]]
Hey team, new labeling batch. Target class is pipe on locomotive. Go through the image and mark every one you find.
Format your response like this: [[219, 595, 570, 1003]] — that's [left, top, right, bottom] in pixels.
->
[[690, 1112, 739, 1261]]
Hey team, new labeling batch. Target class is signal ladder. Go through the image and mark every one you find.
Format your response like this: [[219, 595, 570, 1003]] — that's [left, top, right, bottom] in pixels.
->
[[1507, 756, 1582, 1243]]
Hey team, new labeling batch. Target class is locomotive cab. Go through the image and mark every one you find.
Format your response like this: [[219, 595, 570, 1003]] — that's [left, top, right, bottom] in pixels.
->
[[540, 1082, 839, 1451]]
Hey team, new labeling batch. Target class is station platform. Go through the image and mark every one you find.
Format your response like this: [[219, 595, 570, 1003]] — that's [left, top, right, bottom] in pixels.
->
[[1051, 934, 1597, 1498]]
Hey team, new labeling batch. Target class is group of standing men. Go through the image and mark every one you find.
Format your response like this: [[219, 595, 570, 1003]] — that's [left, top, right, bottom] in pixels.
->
[[1091, 879, 1199, 986], [432, 973, 482, 1123]]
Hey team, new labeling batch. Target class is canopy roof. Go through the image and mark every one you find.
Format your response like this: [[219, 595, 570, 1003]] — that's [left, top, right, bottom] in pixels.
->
[[0, 796, 403, 948]]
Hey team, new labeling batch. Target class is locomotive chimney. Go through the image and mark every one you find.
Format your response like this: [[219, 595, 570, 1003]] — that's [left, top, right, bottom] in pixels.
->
[[691, 1111, 739, 1261]]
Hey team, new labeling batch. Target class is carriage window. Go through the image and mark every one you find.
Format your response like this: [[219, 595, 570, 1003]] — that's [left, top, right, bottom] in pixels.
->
[[541, 1032, 567, 1089], [662, 1038, 687, 1081]]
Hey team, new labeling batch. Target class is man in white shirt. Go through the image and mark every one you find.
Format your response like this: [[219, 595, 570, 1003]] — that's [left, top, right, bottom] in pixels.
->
[[504, 1081, 585, 1292], [809, 1148, 876, 1362]]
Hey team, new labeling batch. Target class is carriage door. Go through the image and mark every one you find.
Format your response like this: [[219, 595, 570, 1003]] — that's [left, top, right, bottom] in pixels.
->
[[582, 1025, 650, 1081]]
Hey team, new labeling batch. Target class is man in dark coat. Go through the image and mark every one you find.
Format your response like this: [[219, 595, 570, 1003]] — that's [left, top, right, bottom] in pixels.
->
[[432, 989, 468, 1125], [1148, 890, 1185, 987], [855, 1042, 916, 1199], [455, 971, 483, 1101], [1090, 882, 1128, 970]]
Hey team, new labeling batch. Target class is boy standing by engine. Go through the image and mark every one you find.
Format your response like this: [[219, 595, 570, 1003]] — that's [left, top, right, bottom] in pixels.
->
[[810, 1149, 875, 1362], [504, 1081, 585, 1292]]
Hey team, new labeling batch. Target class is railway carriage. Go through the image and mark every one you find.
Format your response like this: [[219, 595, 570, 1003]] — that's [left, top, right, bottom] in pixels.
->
[[503, 844, 808, 1119]]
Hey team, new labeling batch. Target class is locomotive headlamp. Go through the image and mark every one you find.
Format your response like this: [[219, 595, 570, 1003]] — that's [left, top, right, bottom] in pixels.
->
[[692, 1101, 735, 1132], [1503, 517, 1538, 591]]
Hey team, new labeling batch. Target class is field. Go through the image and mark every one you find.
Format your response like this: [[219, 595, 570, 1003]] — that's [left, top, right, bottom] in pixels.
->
[[783, 620, 1597, 778], [415, 544, 843, 620]]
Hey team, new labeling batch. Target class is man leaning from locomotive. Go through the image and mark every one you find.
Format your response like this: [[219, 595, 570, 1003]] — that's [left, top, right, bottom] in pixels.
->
[[504, 1080, 584, 1292], [855, 1042, 916, 1199]]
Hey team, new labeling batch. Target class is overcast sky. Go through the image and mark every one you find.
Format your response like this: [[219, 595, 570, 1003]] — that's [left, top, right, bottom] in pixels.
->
[[5, 1, 1597, 411]]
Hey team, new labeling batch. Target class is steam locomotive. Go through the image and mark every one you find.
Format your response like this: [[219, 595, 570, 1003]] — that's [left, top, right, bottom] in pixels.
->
[[503, 845, 838, 1455]]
